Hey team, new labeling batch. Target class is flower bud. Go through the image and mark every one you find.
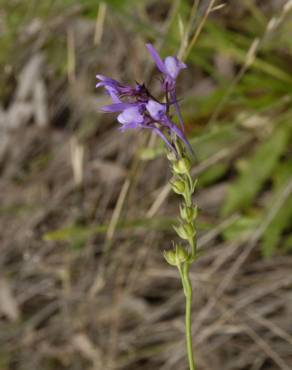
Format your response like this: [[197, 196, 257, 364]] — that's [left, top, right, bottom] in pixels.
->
[[179, 205, 193, 222], [164, 245, 189, 266], [180, 205, 197, 222], [175, 245, 189, 263], [171, 180, 185, 195], [164, 250, 177, 266], [173, 223, 196, 240], [173, 158, 191, 175]]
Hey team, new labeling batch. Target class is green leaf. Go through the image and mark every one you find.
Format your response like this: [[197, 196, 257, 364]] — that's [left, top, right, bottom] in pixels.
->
[[284, 235, 292, 252], [223, 125, 291, 215], [262, 193, 292, 258], [43, 217, 177, 242], [262, 163, 292, 258], [198, 163, 228, 187], [223, 215, 260, 241]]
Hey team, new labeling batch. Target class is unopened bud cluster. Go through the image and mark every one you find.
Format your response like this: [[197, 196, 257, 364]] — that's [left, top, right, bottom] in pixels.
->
[[164, 150, 198, 266]]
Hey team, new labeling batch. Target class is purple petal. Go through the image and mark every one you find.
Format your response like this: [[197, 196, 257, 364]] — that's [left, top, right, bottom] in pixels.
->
[[164, 56, 187, 79], [97, 80, 122, 104], [146, 100, 166, 121], [117, 106, 144, 124], [104, 86, 121, 104], [146, 43, 166, 74], [139, 122, 176, 153], [164, 117, 193, 154], [152, 127, 176, 152], [96, 76, 118, 89], [100, 102, 135, 113], [119, 122, 141, 131], [96, 80, 119, 90], [96, 74, 119, 84], [96, 74, 106, 80], [96, 75, 132, 93], [170, 90, 185, 131]]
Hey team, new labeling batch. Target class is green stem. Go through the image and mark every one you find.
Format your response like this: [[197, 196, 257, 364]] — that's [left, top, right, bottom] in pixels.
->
[[189, 237, 196, 259], [177, 264, 186, 295], [183, 262, 196, 370]]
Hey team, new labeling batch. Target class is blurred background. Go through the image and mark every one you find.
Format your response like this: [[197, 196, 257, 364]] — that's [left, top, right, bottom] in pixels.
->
[[0, 0, 292, 369]]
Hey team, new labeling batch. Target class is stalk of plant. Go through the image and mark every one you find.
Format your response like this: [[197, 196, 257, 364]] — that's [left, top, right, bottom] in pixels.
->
[[165, 147, 197, 370], [97, 43, 197, 370]]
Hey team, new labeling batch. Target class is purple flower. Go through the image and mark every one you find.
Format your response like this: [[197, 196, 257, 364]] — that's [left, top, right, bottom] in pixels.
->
[[96, 44, 192, 155], [146, 44, 186, 88], [146, 43, 186, 130], [96, 74, 132, 96], [96, 75, 150, 104], [116, 104, 177, 150]]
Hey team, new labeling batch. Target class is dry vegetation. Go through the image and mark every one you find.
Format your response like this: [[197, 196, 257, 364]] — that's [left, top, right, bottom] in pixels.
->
[[0, 1, 292, 369]]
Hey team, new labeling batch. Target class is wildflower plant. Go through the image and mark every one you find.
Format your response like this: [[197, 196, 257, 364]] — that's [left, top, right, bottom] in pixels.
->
[[97, 44, 198, 370]]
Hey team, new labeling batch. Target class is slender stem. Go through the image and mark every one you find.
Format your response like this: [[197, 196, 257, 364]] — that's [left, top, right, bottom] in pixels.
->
[[189, 237, 196, 259], [178, 264, 187, 296], [183, 262, 196, 370]]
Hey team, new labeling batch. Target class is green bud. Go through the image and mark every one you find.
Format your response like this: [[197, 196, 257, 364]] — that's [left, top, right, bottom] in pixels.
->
[[173, 158, 191, 175], [171, 180, 185, 195], [180, 205, 197, 222], [175, 245, 189, 263], [173, 223, 196, 240], [164, 250, 177, 266], [164, 245, 189, 266]]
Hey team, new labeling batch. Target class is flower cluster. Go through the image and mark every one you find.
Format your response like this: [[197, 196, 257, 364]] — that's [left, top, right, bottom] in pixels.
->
[[96, 43, 191, 154]]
